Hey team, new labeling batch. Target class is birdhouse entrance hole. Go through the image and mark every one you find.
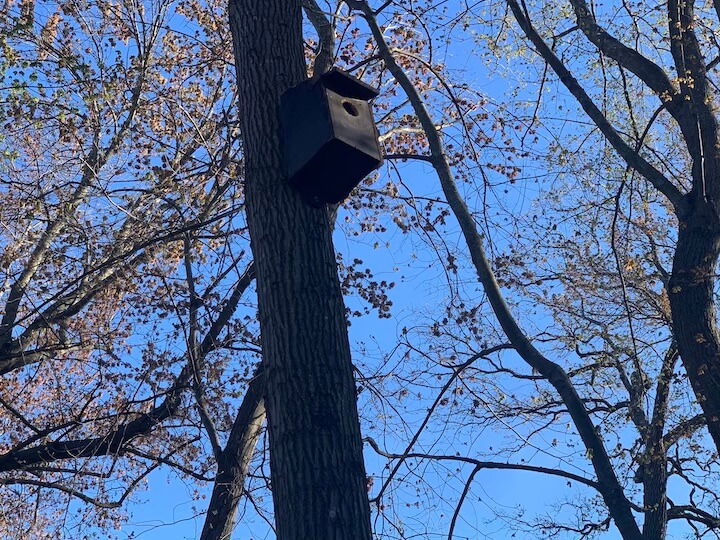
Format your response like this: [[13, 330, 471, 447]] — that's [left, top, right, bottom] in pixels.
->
[[342, 101, 360, 117]]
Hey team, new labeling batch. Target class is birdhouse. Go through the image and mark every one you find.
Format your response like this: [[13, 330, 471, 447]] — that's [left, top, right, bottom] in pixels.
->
[[279, 68, 383, 206]]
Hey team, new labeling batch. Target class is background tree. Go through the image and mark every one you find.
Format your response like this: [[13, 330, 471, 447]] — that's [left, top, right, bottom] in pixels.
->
[[0, 0, 263, 535], [281, 1, 720, 538]]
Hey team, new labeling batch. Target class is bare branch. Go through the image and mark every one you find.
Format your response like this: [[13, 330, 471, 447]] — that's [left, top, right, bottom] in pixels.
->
[[303, 0, 335, 76], [365, 437, 601, 490]]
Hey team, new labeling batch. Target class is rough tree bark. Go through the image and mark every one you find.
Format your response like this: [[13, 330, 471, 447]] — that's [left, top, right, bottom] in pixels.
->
[[228, 1, 372, 538], [668, 210, 720, 453], [638, 345, 677, 539]]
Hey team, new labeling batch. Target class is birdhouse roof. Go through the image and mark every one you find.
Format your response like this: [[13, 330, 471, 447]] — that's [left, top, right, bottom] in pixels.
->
[[320, 68, 379, 101]]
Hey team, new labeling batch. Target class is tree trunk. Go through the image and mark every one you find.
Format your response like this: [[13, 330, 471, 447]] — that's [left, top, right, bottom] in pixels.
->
[[227, 1, 373, 538], [200, 372, 265, 540], [641, 458, 667, 539], [639, 345, 676, 540], [668, 207, 720, 453]]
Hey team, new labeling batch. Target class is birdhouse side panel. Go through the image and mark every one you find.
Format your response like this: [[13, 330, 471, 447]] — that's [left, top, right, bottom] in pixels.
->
[[279, 83, 334, 185], [322, 138, 381, 202]]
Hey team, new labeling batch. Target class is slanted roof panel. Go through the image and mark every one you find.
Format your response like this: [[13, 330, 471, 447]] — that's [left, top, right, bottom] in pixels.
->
[[320, 68, 379, 100]]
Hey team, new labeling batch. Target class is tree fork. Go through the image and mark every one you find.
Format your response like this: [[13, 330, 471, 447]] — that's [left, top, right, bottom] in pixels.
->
[[228, 1, 372, 538]]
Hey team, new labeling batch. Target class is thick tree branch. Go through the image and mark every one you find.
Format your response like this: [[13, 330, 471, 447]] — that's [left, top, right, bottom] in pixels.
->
[[0, 264, 256, 472], [663, 414, 707, 448], [505, 0, 686, 216], [0, 378, 186, 473], [351, 2, 642, 537], [303, 0, 335, 76], [668, 505, 720, 528], [668, 0, 720, 203], [566, 0, 702, 161], [639, 343, 678, 538], [566, 0, 672, 96], [200, 369, 266, 540]]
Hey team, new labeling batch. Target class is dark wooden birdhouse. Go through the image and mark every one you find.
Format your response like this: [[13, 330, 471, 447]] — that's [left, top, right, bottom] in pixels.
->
[[279, 68, 383, 206]]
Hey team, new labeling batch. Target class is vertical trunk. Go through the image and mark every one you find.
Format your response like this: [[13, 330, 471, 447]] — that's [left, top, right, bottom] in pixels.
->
[[668, 210, 720, 453], [640, 345, 676, 540], [228, 2, 372, 539], [641, 459, 667, 539], [200, 373, 265, 540]]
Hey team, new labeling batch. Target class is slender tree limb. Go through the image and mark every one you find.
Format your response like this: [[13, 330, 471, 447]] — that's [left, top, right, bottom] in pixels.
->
[[365, 437, 601, 490], [0, 28, 159, 348], [0, 478, 125, 509], [368, 344, 512, 504], [448, 465, 481, 540], [183, 234, 223, 463], [123, 445, 214, 482]]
